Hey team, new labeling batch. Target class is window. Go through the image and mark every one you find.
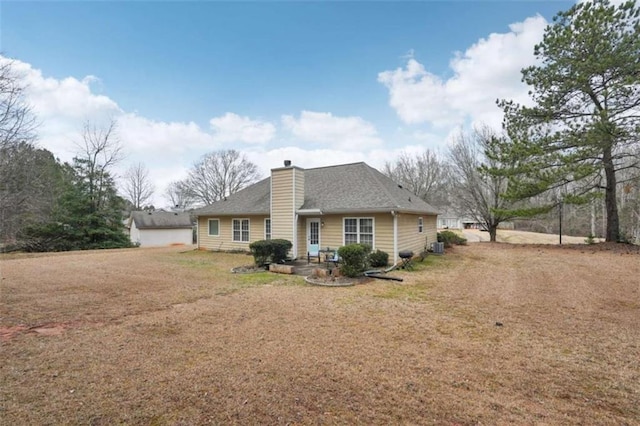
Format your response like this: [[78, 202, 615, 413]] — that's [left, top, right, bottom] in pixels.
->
[[264, 218, 271, 240], [232, 219, 250, 242], [344, 218, 358, 245], [208, 219, 220, 236], [343, 217, 374, 247], [418, 217, 423, 233]]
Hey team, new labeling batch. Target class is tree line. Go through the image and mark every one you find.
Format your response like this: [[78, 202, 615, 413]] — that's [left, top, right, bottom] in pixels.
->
[[2, 1, 638, 250], [387, 0, 639, 243], [0, 57, 261, 251]]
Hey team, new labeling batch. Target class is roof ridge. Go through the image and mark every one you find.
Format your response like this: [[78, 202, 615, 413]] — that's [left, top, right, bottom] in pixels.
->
[[362, 163, 402, 208], [305, 161, 366, 171]]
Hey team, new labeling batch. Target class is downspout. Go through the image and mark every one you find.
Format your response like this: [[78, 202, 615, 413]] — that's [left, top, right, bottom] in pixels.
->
[[196, 217, 200, 249], [391, 210, 398, 265], [292, 168, 297, 259], [294, 213, 299, 259]]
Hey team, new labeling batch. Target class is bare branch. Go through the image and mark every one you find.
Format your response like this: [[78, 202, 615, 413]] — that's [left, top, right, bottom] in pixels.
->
[[121, 162, 155, 209], [183, 149, 261, 206]]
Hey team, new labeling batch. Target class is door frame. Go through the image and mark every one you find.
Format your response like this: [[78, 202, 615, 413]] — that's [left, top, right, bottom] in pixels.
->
[[306, 218, 321, 255]]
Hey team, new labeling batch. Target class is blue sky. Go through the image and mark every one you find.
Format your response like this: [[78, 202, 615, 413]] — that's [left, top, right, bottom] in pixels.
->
[[1, 1, 574, 207]]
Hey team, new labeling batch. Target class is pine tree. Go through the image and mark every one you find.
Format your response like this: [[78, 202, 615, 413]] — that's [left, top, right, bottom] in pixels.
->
[[497, 0, 640, 242]]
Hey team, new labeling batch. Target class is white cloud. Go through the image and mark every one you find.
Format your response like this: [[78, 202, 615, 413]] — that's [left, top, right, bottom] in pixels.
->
[[118, 113, 217, 154], [281, 110, 383, 151], [2, 56, 221, 165], [13, 61, 121, 120], [378, 15, 548, 130], [209, 112, 276, 144], [378, 59, 461, 127]]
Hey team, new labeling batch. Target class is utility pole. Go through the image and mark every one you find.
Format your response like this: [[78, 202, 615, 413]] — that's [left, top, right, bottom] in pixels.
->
[[559, 201, 563, 245]]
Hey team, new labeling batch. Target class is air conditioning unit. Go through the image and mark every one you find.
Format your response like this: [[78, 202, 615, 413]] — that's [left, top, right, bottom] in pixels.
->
[[431, 242, 444, 255]]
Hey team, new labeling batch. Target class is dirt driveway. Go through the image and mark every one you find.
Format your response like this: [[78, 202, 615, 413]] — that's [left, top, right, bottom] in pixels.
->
[[462, 229, 489, 242], [1, 244, 639, 424], [462, 229, 596, 244]]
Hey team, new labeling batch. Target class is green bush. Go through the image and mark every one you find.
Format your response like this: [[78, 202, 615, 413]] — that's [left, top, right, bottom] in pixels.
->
[[368, 249, 389, 267], [437, 230, 467, 248], [249, 239, 292, 265], [270, 239, 293, 264], [337, 243, 370, 277], [249, 240, 271, 265]]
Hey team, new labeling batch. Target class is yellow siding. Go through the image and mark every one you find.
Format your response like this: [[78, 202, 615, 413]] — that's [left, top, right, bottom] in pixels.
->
[[295, 213, 395, 259], [197, 215, 268, 251], [271, 169, 294, 243], [397, 213, 437, 257], [296, 218, 308, 259], [197, 212, 437, 260], [294, 168, 305, 209], [373, 214, 394, 255]]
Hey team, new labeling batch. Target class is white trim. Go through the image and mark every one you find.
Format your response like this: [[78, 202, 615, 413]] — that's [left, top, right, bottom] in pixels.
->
[[232, 218, 250, 243], [269, 174, 273, 234], [342, 217, 375, 248], [207, 218, 220, 237], [292, 168, 297, 257], [264, 218, 271, 240], [418, 216, 424, 234], [306, 218, 321, 255], [297, 208, 322, 215]]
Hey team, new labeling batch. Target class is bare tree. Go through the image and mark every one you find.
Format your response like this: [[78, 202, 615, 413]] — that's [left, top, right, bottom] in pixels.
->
[[0, 58, 37, 148], [75, 119, 123, 212], [448, 126, 518, 242], [183, 149, 260, 205], [121, 162, 154, 209], [383, 150, 450, 207], [0, 58, 51, 244], [0, 144, 63, 244], [164, 180, 196, 211]]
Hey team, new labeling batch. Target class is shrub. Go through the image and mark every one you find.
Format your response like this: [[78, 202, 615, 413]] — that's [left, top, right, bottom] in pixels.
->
[[585, 234, 596, 245], [437, 230, 467, 248], [249, 240, 271, 265], [270, 239, 292, 264], [337, 243, 370, 277], [17, 221, 133, 252], [249, 239, 292, 265], [368, 249, 389, 267]]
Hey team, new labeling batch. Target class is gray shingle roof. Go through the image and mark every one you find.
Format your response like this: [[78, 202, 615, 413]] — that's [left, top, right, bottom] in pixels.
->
[[131, 211, 194, 229], [194, 162, 439, 216], [194, 177, 271, 216]]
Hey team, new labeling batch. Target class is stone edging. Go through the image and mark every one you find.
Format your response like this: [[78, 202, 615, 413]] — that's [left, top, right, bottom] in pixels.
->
[[304, 276, 355, 287]]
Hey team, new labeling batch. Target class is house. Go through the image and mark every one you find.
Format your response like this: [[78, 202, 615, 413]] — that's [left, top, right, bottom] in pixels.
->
[[194, 161, 439, 264], [437, 210, 514, 230], [437, 210, 481, 230], [127, 210, 194, 247]]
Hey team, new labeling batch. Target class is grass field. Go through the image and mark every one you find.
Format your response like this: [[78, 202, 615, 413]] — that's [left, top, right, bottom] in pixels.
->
[[1, 243, 639, 424]]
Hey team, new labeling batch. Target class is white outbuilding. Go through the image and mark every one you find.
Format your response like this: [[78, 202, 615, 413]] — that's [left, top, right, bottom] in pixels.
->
[[127, 211, 194, 247]]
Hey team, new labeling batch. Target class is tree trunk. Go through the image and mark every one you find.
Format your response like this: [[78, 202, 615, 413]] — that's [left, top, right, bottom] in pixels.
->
[[489, 226, 497, 242], [603, 146, 620, 242]]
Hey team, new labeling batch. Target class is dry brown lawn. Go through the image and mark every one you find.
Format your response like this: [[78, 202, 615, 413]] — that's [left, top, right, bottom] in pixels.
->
[[1, 244, 639, 425]]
